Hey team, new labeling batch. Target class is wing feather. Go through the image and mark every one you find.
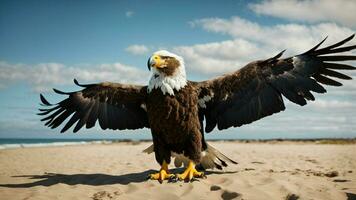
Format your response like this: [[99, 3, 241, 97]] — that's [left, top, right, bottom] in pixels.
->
[[197, 35, 356, 132], [86, 100, 99, 129], [39, 80, 149, 133]]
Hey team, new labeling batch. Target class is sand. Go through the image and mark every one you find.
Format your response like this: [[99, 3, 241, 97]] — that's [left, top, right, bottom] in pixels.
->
[[0, 141, 355, 200]]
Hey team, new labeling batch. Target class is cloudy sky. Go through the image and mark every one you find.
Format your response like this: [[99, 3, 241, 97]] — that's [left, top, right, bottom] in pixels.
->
[[1, 0, 355, 139]]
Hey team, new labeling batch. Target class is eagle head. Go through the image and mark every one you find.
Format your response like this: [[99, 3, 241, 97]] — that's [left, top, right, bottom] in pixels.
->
[[147, 50, 185, 76], [147, 50, 187, 95]]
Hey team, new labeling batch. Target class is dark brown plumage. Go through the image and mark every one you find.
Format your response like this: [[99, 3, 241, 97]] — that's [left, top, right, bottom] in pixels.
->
[[39, 81, 148, 133], [38, 35, 356, 182], [147, 82, 202, 164], [198, 34, 356, 132]]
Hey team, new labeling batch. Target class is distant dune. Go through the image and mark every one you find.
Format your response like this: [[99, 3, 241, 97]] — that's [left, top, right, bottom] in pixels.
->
[[0, 141, 355, 200]]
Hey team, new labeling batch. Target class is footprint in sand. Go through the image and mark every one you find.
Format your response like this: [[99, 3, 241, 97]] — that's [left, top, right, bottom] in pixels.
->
[[305, 159, 318, 164], [285, 193, 299, 200], [333, 179, 350, 182], [92, 191, 122, 200], [251, 161, 265, 164], [210, 185, 222, 191], [221, 190, 242, 200], [325, 171, 339, 177], [210, 185, 242, 200]]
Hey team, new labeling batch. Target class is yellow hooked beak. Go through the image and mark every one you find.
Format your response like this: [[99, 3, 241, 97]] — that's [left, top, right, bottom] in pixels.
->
[[147, 54, 165, 70]]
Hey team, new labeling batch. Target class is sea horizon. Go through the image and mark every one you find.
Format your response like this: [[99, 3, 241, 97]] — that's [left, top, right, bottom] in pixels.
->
[[1, 137, 355, 150]]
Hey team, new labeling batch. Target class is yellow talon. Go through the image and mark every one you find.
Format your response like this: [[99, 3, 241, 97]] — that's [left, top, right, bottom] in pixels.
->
[[149, 161, 174, 183], [177, 160, 205, 181]]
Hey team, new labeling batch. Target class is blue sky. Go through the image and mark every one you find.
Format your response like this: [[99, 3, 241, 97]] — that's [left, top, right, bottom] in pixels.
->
[[0, 0, 355, 139]]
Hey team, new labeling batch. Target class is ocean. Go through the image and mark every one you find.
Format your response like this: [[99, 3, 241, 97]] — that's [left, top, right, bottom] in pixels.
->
[[1, 137, 354, 150], [0, 138, 116, 150]]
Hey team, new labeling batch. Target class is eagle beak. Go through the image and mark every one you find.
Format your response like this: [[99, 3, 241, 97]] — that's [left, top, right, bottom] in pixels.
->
[[147, 57, 151, 71], [147, 55, 165, 71]]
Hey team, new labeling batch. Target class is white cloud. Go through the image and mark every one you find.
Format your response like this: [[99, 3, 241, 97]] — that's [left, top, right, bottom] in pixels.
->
[[224, 106, 356, 136], [125, 11, 134, 18], [173, 39, 267, 75], [191, 16, 355, 52], [308, 99, 354, 109], [0, 61, 149, 92], [249, 0, 356, 28], [125, 44, 150, 55], [177, 16, 355, 76]]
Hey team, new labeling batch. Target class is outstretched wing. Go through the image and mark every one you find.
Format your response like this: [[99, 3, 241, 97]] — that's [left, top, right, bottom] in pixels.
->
[[38, 79, 149, 133], [197, 35, 356, 133]]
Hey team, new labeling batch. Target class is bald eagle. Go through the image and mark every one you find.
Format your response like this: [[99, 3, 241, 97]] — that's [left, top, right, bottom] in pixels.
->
[[39, 35, 356, 182]]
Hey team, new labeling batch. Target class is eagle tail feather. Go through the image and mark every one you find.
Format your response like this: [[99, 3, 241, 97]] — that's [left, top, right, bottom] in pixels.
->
[[142, 144, 154, 154], [142, 143, 238, 170], [198, 144, 238, 170]]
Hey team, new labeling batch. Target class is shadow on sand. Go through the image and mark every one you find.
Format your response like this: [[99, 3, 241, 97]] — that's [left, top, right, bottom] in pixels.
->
[[0, 170, 157, 188], [0, 169, 238, 188]]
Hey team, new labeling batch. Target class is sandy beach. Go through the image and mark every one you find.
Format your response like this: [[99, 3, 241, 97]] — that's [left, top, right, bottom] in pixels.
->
[[0, 141, 355, 200]]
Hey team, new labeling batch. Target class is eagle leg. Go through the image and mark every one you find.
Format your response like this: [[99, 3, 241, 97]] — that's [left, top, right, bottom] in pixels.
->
[[176, 160, 206, 182], [149, 160, 174, 183]]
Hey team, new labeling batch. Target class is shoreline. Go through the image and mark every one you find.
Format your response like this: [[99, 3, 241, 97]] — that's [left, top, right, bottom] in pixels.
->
[[1, 138, 355, 150]]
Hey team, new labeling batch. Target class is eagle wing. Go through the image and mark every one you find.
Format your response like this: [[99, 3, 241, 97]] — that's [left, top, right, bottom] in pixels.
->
[[196, 35, 356, 133], [38, 79, 149, 133]]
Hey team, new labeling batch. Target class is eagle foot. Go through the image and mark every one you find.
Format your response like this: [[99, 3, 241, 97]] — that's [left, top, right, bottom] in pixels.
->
[[149, 169, 174, 183], [176, 161, 206, 182], [148, 161, 174, 183]]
